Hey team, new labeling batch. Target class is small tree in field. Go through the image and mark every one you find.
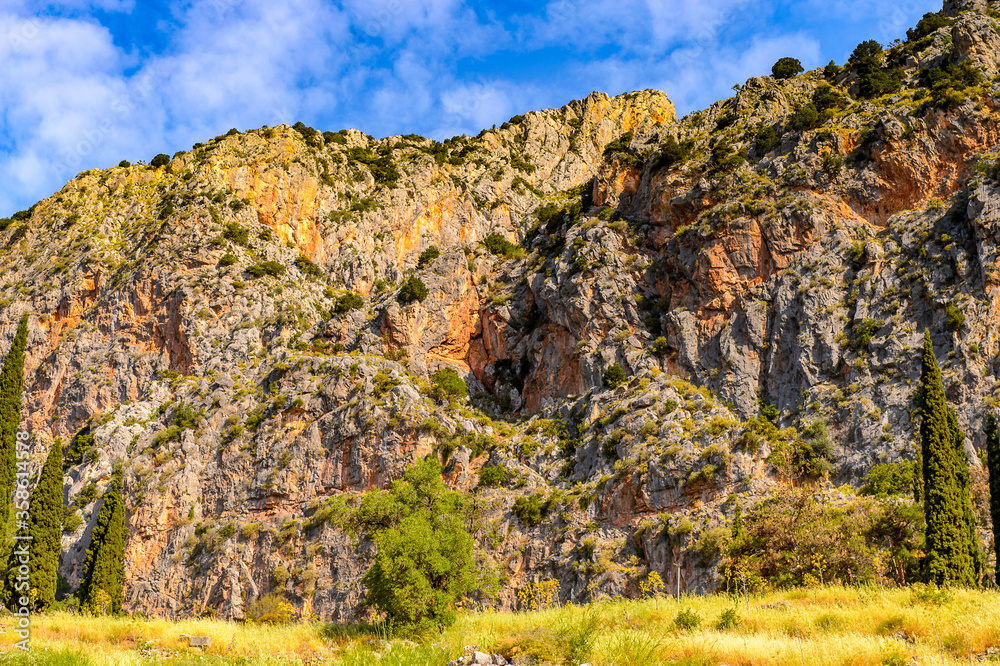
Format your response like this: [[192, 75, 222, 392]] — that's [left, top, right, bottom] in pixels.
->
[[360, 458, 477, 635]]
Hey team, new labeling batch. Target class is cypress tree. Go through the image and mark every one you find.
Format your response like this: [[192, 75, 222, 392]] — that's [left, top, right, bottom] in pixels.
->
[[949, 409, 982, 582], [27, 440, 63, 610], [2, 439, 64, 610], [919, 329, 975, 586], [0, 314, 29, 514], [987, 413, 1000, 586], [79, 466, 126, 614]]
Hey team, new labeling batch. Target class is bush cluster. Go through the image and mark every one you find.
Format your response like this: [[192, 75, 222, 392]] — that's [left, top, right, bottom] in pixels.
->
[[417, 246, 440, 268], [431, 368, 467, 400], [650, 136, 694, 170], [481, 233, 518, 258], [294, 255, 323, 278]]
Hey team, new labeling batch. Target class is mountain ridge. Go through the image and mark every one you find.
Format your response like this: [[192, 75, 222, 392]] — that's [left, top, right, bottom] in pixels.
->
[[0, 0, 998, 618]]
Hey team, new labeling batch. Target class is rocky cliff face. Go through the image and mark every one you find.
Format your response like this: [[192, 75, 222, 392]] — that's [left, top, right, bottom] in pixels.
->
[[1, 0, 999, 619]]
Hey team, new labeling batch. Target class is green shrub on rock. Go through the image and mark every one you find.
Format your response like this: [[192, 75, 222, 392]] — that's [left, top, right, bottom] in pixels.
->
[[397, 276, 428, 304]]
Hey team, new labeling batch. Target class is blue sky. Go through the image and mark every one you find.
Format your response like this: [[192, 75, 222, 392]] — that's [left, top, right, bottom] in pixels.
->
[[0, 0, 940, 216]]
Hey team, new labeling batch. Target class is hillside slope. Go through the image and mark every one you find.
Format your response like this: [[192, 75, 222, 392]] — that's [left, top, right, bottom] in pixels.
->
[[0, 0, 998, 619]]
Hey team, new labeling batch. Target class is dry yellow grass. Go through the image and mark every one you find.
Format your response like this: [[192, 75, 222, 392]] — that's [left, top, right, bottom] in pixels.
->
[[0, 586, 995, 665]]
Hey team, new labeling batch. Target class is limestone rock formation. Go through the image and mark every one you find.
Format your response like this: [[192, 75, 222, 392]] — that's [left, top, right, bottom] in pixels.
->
[[0, 0, 998, 619]]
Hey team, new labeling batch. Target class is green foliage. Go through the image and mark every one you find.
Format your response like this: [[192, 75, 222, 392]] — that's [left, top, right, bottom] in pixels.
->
[[397, 276, 429, 304], [850, 40, 883, 66], [372, 370, 399, 398], [346, 145, 400, 186], [150, 154, 169, 168], [360, 458, 477, 635], [218, 252, 237, 267], [771, 57, 804, 80], [848, 318, 881, 352], [477, 465, 508, 488], [602, 363, 627, 389], [79, 466, 126, 614], [431, 368, 467, 400], [292, 122, 321, 147], [602, 131, 637, 164], [652, 336, 670, 357], [533, 199, 584, 237], [848, 40, 902, 99], [710, 140, 745, 172], [0, 314, 29, 522], [294, 256, 323, 278], [753, 125, 780, 154], [118, 160, 130, 168], [172, 403, 199, 430], [248, 261, 286, 278], [151, 426, 181, 447], [4, 440, 63, 610], [513, 493, 544, 527], [768, 420, 835, 479], [332, 292, 364, 313], [944, 302, 965, 331], [246, 593, 296, 624], [861, 461, 916, 498], [222, 222, 249, 245], [907, 11, 954, 41], [417, 246, 440, 269], [788, 104, 821, 132], [824, 60, 843, 79], [715, 608, 741, 630], [481, 232, 519, 259], [918, 330, 977, 586], [986, 414, 1000, 586], [723, 490, 922, 589], [650, 136, 694, 170], [158, 202, 174, 221], [812, 84, 850, 112], [673, 608, 701, 631]]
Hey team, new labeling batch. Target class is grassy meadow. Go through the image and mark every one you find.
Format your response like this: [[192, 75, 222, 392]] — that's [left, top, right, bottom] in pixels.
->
[[0, 586, 996, 665]]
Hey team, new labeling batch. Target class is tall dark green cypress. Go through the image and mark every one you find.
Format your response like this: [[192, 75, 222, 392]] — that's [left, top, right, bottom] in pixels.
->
[[949, 409, 982, 582], [79, 466, 126, 614], [919, 329, 975, 586], [27, 440, 63, 610], [0, 315, 29, 515], [986, 413, 1000, 586]]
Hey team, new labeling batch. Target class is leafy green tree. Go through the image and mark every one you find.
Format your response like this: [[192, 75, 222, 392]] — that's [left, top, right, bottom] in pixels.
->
[[360, 458, 477, 635], [986, 413, 1000, 586], [79, 466, 126, 614], [0, 314, 29, 519], [771, 57, 804, 80], [918, 330, 976, 586], [25, 440, 63, 610], [150, 154, 170, 168], [861, 461, 916, 498], [430, 368, 467, 400]]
